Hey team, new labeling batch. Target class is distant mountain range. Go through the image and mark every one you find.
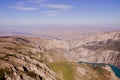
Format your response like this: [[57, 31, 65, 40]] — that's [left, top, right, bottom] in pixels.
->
[[0, 25, 120, 40]]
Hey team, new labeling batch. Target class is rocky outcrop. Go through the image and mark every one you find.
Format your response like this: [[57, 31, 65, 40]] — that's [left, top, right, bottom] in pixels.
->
[[0, 31, 120, 80], [0, 36, 56, 80]]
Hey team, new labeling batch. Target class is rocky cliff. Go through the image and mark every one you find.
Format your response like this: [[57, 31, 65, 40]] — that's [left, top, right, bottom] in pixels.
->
[[0, 31, 120, 80], [69, 31, 120, 69], [36, 31, 120, 69]]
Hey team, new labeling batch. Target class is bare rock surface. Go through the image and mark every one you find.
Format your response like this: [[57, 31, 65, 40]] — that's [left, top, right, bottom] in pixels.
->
[[0, 31, 120, 80], [69, 31, 120, 68], [0, 36, 56, 80]]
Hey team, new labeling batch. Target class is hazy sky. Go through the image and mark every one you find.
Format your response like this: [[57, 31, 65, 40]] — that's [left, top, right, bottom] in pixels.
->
[[0, 0, 120, 25]]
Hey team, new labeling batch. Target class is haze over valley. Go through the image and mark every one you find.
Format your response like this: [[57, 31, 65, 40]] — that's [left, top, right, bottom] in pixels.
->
[[0, 25, 120, 40], [0, 0, 120, 80]]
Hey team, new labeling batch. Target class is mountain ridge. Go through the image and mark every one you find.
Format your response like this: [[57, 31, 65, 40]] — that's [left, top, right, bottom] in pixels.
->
[[0, 30, 120, 80]]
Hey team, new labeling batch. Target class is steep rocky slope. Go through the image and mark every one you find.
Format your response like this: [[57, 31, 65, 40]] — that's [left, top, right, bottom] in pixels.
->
[[69, 31, 120, 69], [0, 31, 120, 80], [32, 31, 120, 68], [0, 36, 56, 80]]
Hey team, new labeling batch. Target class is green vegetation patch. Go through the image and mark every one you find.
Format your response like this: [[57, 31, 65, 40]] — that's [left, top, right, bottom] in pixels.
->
[[48, 62, 75, 80]]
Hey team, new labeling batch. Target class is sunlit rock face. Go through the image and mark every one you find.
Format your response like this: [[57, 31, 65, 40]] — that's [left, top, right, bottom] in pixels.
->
[[0, 31, 120, 80], [68, 31, 120, 69], [0, 36, 56, 80], [40, 31, 120, 69]]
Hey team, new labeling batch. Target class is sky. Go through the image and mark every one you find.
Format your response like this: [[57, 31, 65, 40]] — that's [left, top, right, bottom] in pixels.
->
[[0, 0, 120, 25]]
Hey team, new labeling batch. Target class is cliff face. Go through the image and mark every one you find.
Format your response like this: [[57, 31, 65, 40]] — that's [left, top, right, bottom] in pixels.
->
[[36, 31, 120, 69], [69, 31, 120, 69], [0, 31, 120, 80]]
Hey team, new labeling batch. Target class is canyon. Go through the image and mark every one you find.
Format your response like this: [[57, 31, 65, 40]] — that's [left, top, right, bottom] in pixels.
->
[[0, 30, 120, 80]]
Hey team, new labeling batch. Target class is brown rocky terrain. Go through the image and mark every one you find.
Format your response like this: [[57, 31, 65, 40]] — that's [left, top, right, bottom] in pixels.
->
[[69, 31, 120, 68], [0, 31, 120, 80], [0, 36, 56, 80]]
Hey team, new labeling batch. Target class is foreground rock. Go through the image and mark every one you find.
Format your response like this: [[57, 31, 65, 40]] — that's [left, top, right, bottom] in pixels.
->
[[0, 31, 120, 80], [0, 36, 56, 80]]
